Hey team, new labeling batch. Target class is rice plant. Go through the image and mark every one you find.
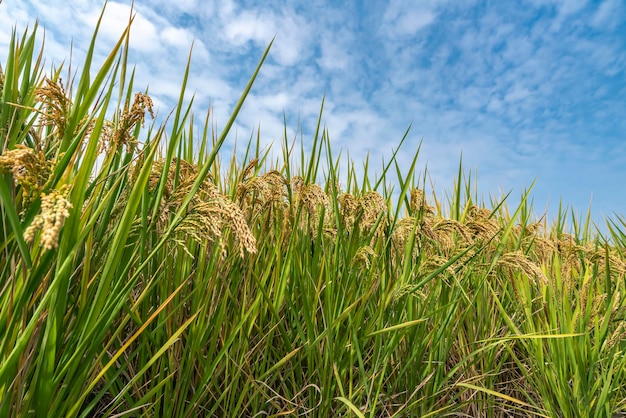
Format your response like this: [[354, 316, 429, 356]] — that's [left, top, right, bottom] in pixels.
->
[[1, 7, 625, 418]]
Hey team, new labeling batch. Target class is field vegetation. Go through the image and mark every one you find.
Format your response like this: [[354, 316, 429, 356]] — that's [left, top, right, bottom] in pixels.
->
[[1, 10, 625, 417]]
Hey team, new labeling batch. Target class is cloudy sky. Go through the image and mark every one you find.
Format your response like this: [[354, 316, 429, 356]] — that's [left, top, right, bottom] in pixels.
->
[[1, 0, 625, 230]]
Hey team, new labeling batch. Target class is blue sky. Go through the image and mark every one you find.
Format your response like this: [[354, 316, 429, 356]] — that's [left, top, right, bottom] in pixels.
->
[[1, 0, 625, 229]]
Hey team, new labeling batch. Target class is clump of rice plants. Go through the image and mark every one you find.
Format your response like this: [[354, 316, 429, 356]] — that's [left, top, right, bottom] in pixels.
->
[[1, 8, 625, 418]]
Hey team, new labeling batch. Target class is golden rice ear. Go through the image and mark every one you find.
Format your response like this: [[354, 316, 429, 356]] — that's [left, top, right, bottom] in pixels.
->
[[409, 188, 435, 216], [421, 254, 459, 277], [338, 193, 358, 229], [391, 216, 424, 265], [241, 158, 258, 182], [531, 235, 557, 265], [236, 170, 289, 225], [260, 171, 288, 201], [359, 191, 385, 231], [23, 186, 72, 251], [35, 77, 72, 140], [0, 144, 52, 206], [286, 177, 332, 233], [173, 188, 257, 259], [112, 92, 154, 152], [496, 251, 548, 286], [465, 205, 499, 241], [300, 183, 329, 215], [587, 247, 626, 278], [392, 217, 416, 243], [352, 245, 377, 269], [290, 175, 304, 198], [606, 317, 626, 350], [432, 219, 473, 251]]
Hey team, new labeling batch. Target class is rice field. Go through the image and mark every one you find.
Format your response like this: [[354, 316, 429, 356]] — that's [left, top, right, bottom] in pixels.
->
[[1, 13, 625, 418]]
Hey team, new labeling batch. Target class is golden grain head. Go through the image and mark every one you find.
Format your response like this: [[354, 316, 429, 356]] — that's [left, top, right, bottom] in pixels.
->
[[555, 233, 577, 254], [432, 219, 473, 249], [410, 188, 424, 211], [131, 92, 155, 122], [587, 248, 626, 277], [392, 216, 440, 251], [466, 219, 499, 241], [591, 293, 608, 318], [574, 285, 608, 331], [610, 291, 623, 320], [353, 245, 377, 269], [0, 144, 51, 203], [530, 236, 557, 264], [193, 197, 257, 258], [606, 319, 626, 350], [241, 158, 259, 182], [338, 193, 358, 228], [464, 205, 499, 240], [23, 186, 73, 251], [262, 171, 288, 200], [300, 183, 329, 213], [467, 205, 492, 221], [410, 188, 434, 215], [558, 251, 581, 283], [168, 166, 259, 258], [238, 170, 288, 209], [523, 221, 543, 237], [124, 157, 219, 234], [422, 254, 458, 277], [393, 217, 417, 240], [149, 159, 173, 193], [113, 92, 154, 151], [391, 217, 423, 261], [291, 176, 304, 195], [359, 191, 386, 229], [496, 251, 548, 286], [287, 177, 333, 233], [35, 77, 71, 138]]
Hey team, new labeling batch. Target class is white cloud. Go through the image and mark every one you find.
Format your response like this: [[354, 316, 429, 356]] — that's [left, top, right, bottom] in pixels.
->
[[591, 0, 621, 28], [504, 85, 532, 103], [0, 2, 31, 41], [222, 7, 311, 67], [317, 33, 351, 71], [486, 97, 504, 113], [224, 10, 274, 46], [82, 2, 159, 52], [381, 1, 438, 37], [457, 86, 486, 111], [557, 0, 588, 16], [392, 9, 436, 36], [248, 92, 292, 113], [161, 27, 195, 48]]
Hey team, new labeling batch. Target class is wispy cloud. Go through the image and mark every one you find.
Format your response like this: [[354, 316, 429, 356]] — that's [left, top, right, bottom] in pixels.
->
[[381, 1, 439, 38]]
